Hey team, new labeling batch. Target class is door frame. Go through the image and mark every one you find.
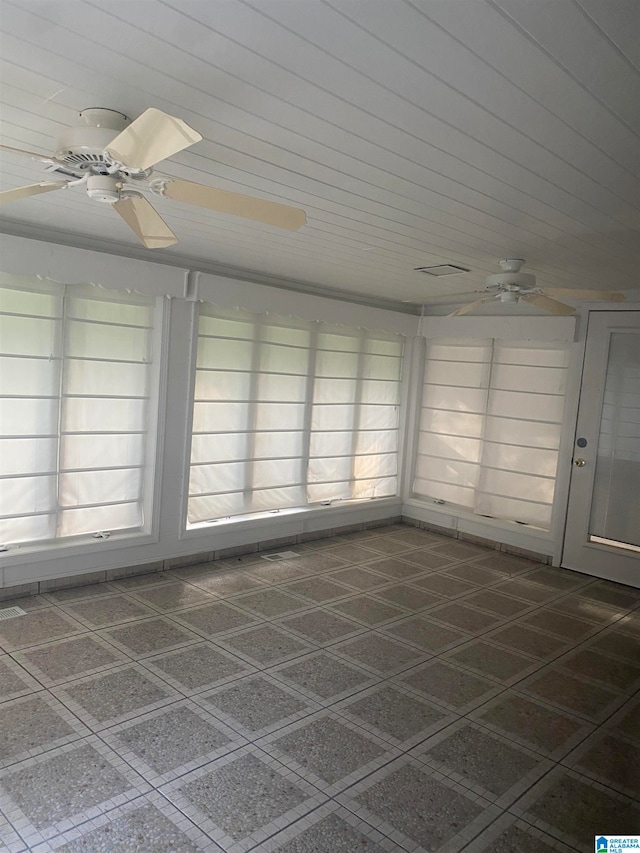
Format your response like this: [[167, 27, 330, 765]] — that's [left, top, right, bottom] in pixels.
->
[[561, 306, 640, 588]]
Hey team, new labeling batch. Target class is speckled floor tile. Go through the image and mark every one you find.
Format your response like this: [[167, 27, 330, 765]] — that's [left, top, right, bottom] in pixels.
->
[[216, 625, 311, 666], [14, 634, 127, 687], [248, 561, 313, 584], [187, 572, 268, 600], [391, 550, 454, 571], [383, 615, 468, 652], [142, 642, 252, 693], [4, 529, 639, 853], [101, 617, 199, 657], [325, 544, 382, 564], [521, 667, 626, 722], [562, 731, 640, 798], [271, 652, 375, 702], [555, 647, 640, 693], [52, 665, 176, 727], [464, 814, 578, 852], [428, 602, 503, 634], [549, 594, 623, 624], [165, 750, 320, 848], [0, 694, 87, 766], [0, 740, 145, 834], [415, 721, 546, 802], [0, 610, 84, 652], [385, 528, 443, 547], [444, 563, 504, 586], [59, 594, 155, 629], [260, 806, 395, 852], [337, 684, 453, 746], [129, 582, 215, 612], [340, 758, 494, 852], [332, 633, 425, 675], [362, 537, 416, 556], [463, 589, 532, 618], [471, 553, 540, 576], [472, 692, 590, 757], [329, 595, 406, 626], [263, 713, 390, 790], [47, 800, 207, 852], [372, 583, 443, 612], [361, 557, 424, 580], [0, 655, 41, 701], [587, 628, 640, 663], [445, 640, 540, 683], [41, 583, 118, 605], [486, 623, 571, 659], [199, 674, 316, 737], [524, 568, 589, 591], [398, 660, 500, 711], [511, 768, 640, 850], [492, 577, 561, 604], [431, 541, 492, 561], [411, 573, 477, 598], [326, 566, 388, 591], [172, 601, 258, 637], [109, 702, 240, 780], [279, 607, 364, 643], [579, 580, 640, 610], [287, 552, 349, 573], [605, 698, 640, 744], [233, 589, 309, 619], [280, 577, 352, 603], [0, 595, 50, 613]]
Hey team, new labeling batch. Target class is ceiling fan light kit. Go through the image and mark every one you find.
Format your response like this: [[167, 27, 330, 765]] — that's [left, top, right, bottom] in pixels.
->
[[0, 107, 307, 248]]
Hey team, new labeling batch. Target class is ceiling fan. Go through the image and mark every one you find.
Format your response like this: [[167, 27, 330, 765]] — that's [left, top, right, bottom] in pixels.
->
[[0, 107, 307, 248], [410, 259, 625, 315]]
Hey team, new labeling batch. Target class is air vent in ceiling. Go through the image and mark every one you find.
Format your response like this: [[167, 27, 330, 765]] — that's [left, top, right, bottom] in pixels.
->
[[414, 264, 471, 276]]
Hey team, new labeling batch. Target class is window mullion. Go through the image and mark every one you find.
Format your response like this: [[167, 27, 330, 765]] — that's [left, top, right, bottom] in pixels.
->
[[301, 322, 318, 503], [348, 331, 367, 498], [53, 286, 68, 539], [243, 321, 262, 512]]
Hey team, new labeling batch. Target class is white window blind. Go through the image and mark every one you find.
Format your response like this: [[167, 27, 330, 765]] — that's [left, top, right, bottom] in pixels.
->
[[187, 305, 403, 524], [0, 274, 155, 545], [413, 338, 569, 530]]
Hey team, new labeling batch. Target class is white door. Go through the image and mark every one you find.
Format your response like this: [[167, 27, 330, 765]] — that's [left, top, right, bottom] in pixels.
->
[[562, 310, 640, 588]]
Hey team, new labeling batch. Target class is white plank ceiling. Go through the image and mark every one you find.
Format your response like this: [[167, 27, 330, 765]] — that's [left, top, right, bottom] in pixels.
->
[[0, 0, 638, 308]]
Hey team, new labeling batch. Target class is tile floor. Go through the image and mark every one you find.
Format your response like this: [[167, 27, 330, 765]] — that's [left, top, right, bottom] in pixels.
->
[[1, 524, 639, 852]]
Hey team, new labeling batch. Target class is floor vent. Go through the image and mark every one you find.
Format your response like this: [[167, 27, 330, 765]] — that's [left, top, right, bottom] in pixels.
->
[[261, 550, 300, 561], [0, 606, 27, 621]]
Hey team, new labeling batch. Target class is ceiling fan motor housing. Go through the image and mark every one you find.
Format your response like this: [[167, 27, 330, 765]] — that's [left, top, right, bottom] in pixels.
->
[[486, 271, 537, 290], [54, 109, 130, 175]]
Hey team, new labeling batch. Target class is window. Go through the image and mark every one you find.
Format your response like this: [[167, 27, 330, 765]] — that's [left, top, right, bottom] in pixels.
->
[[0, 274, 157, 545], [413, 338, 569, 530], [187, 304, 404, 524]]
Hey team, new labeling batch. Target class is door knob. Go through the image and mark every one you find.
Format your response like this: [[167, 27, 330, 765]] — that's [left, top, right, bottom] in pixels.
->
[[574, 458, 586, 467]]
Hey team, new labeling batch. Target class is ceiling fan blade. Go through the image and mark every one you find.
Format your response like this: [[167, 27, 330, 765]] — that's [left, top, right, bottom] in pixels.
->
[[447, 296, 497, 316], [0, 181, 69, 204], [105, 108, 202, 171], [403, 290, 488, 304], [542, 287, 626, 302], [112, 196, 178, 249], [521, 293, 575, 315], [161, 179, 307, 230], [0, 144, 55, 163]]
